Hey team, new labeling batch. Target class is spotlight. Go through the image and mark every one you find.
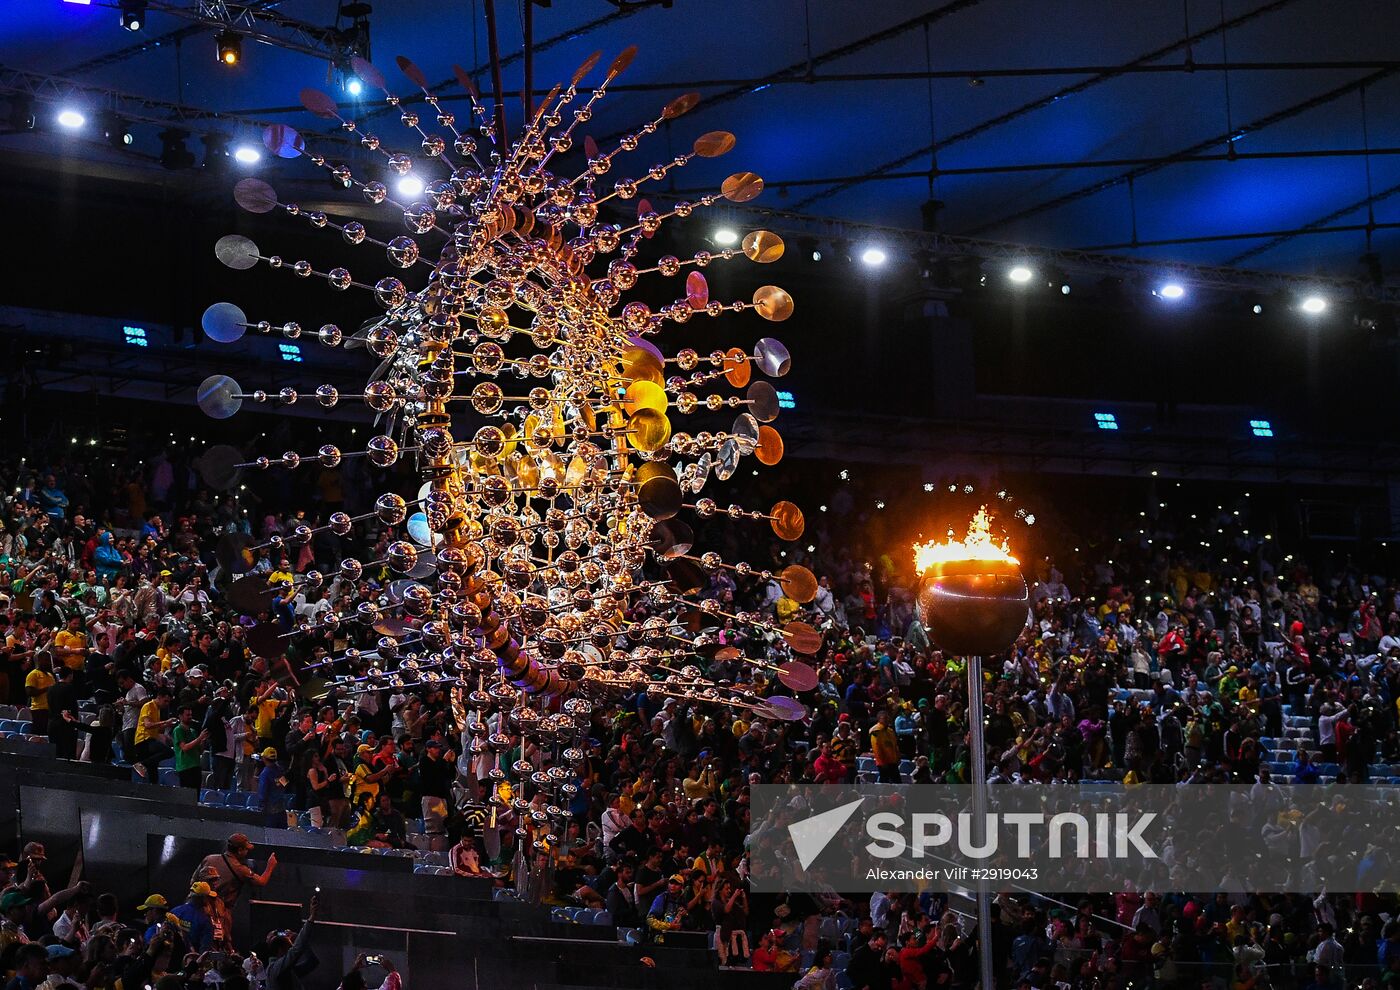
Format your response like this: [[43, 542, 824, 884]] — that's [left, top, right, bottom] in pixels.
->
[[860, 247, 887, 267], [234, 145, 261, 165], [397, 174, 424, 197], [1060, 284, 1071, 295], [713, 228, 738, 246], [1252, 304, 1263, 315], [346, 77, 363, 96], [158, 128, 195, 170], [8, 96, 35, 131], [1007, 265, 1033, 284], [215, 30, 242, 66], [1157, 282, 1185, 300], [811, 249, 822, 262], [200, 131, 230, 170], [119, 0, 145, 30], [57, 108, 86, 129], [101, 114, 133, 147], [1300, 295, 1327, 315]]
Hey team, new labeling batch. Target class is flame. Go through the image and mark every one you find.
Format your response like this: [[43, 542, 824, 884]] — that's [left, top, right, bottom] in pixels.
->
[[913, 506, 1018, 573]]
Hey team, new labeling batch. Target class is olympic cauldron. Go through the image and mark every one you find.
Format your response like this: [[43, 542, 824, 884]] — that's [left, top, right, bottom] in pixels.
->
[[913, 508, 1029, 656]]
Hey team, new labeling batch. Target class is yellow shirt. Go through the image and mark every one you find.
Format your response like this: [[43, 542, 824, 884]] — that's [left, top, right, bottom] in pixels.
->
[[135, 699, 165, 744], [352, 763, 380, 803], [731, 717, 749, 737], [254, 698, 280, 739], [54, 629, 87, 670], [870, 724, 900, 766], [25, 669, 54, 711]]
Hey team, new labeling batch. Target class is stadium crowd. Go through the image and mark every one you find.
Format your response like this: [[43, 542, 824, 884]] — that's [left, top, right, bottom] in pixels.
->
[[2, 432, 1400, 990]]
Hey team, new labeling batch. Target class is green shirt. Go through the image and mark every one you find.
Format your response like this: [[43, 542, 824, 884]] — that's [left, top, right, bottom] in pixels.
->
[[173, 724, 202, 773]]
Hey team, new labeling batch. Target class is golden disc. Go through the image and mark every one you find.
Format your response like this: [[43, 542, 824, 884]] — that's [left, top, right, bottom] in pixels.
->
[[693, 131, 736, 158], [782, 620, 823, 656], [607, 45, 638, 80], [638, 474, 683, 520], [623, 379, 668, 416], [756, 426, 784, 465], [662, 92, 701, 120], [511, 452, 540, 490], [565, 455, 589, 488], [769, 500, 804, 541], [723, 347, 752, 388], [634, 461, 674, 487], [722, 171, 764, 202], [627, 408, 671, 452], [571, 51, 603, 86], [621, 345, 664, 386], [779, 564, 818, 604], [752, 284, 794, 322], [742, 230, 785, 263]]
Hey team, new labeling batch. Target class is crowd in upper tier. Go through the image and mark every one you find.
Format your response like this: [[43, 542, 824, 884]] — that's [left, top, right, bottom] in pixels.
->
[[3, 430, 1400, 989]]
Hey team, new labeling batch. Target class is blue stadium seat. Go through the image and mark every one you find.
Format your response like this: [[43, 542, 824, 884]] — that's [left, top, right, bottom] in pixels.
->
[[158, 769, 178, 787]]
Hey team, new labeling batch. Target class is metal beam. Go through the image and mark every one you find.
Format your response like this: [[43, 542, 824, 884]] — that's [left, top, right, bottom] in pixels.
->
[[600, 0, 987, 142], [968, 66, 1400, 235], [0, 63, 358, 147], [664, 146, 1400, 191], [642, 190, 1400, 300], [1076, 218, 1400, 254], [1225, 179, 1400, 265], [355, 6, 638, 125], [223, 62, 1400, 117], [792, 0, 1302, 210], [58, 0, 287, 76]]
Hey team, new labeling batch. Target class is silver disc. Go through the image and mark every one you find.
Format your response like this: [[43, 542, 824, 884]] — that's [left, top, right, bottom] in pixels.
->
[[201, 302, 248, 343], [714, 438, 740, 481], [300, 87, 340, 119], [198, 444, 244, 490], [406, 512, 432, 546], [755, 337, 791, 378], [352, 55, 386, 91], [197, 374, 243, 419], [214, 234, 260, 271], [747, 380, 780, 423], [262, 123, 304, 159], [233, 177, 278, 214]]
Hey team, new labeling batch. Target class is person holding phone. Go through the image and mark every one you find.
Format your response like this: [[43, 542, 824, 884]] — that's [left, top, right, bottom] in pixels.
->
[[340, 953, 402, 990]]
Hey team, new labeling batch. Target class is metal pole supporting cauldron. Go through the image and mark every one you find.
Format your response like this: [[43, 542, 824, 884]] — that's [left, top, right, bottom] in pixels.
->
[[916, 555, 1029, 990]]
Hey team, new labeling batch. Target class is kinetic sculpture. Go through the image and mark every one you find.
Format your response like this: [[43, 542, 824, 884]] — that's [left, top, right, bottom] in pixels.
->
[[196, 44, 819, 850]]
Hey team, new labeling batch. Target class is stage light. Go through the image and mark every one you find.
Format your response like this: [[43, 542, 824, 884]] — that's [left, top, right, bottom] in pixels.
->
[[119, 0, 145, 30], [1300, 295, 1327, 314], [713, 228, 738, 246], [101, 114, 133, 147], [1157, 282, 1185, 300], [1007, 265, 1033, 283], [158, 128, 195, 170], [1093, 412, 1119, 431], [811, 249, 822, 262], [397, 174, 424, 197], [1060, 284, 1071, 295], [215, 30, 241, 65], [1252, 304, 1263, 315], [346, 77, 363, 96], [233, 145, 261, 165], [57, 108, 86, 129], [860, 247, 887, 267], [8, 97, 35, 131]]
